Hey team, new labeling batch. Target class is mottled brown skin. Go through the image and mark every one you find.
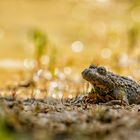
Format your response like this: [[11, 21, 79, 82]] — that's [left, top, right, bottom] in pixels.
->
[[82, 65, 140, 104]]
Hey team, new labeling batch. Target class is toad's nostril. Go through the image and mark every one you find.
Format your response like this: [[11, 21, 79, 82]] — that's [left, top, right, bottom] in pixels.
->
[[82, 69, 93, 80], [82, 69, 89, 76]]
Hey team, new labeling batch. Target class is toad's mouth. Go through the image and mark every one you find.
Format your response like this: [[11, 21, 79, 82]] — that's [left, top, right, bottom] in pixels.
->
[[92, 81, 107, 90]]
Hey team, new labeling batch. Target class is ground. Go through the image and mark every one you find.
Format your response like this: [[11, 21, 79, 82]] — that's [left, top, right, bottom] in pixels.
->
[[0, 96, 140, 140]]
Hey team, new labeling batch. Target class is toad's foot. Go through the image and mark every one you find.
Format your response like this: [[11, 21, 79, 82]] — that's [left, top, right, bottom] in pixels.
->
[[101, 100, 129, 106]]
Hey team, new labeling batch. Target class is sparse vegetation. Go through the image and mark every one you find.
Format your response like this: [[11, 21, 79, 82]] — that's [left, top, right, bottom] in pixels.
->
[[28, 28, 48, 69]]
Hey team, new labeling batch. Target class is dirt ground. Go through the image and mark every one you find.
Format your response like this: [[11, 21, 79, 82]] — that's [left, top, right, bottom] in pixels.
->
[[0, 96, 140, 140]]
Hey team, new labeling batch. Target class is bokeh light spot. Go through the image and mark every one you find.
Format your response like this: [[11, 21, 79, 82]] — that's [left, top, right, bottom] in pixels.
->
[[58, 91, 63, 99], [68, 94, 73, 99], [96, 0, 110, 5], [52, 94, 57, 98], [118, 53, 129, 67], [0, 60, 23, 69], [64, 67, 72, 75], [24, 59, 36, 70], [71, 41, 84, 53], [43, 71, 52, 80], [101, 48, 112, 59]]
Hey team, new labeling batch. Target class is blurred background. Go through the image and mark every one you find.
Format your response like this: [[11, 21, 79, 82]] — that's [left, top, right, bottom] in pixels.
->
[[0, 0, 140, 85]]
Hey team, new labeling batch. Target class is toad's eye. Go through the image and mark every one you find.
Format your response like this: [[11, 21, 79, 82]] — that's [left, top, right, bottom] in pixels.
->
[[97, 66, 106, 75], [89, 64, 97, 69]]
